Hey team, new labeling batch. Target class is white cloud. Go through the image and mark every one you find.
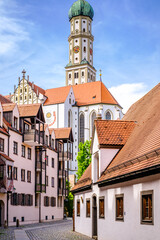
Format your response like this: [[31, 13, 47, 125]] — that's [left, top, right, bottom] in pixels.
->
[[109, 82, 148, 113], [0, 0, 31, 56]]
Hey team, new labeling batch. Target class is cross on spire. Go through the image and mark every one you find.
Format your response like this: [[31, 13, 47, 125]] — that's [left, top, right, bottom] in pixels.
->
[[99, 69, 102, 82], [22, 69, 26, 79]]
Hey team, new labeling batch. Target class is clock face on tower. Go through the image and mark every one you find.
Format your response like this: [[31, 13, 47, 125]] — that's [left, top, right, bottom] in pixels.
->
[[73, 46, 80, 53]]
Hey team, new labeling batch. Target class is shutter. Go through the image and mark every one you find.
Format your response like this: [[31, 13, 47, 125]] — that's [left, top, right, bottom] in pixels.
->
[[51, 197, 53, 207], [18, 194, 22, 205], [44, 196, 46, 206], [15, 193, 18, 205], [31, 195, 33, 206], [54, 197, 56, 207], [120, 198, 123, 217], [11, 193, 14, 205], [116, 198, 119, 218], [142, 196, 146, 220], [48, 197, 50, 207], [149, 195, 152, 219]]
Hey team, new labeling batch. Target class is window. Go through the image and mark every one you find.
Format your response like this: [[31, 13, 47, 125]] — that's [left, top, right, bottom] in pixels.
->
[[20, 89, 22, 93], [74, 72, 79, 79], [27, 171, 31, 183], [7, 165, 12, 180], [84, 39, 86, 42], [46, 155, 48, 166], [83, 20, 85, 24], [52, 158, 54, 168], [51, 139, 54, 149], [116, 195, 124, 221], [91, 111, 96, 138], [14, 167, 17, 180], [14, 117, 18, 129], [88, 72, 90, 78], [21, 169, 25, 182], [106, 111, 112, 120], [83, 28, 85, 32], [51, 177, 54, 187], [44, 196, 50, 207], [68, 110, 72, 127], [84, 47, 86, 52], [51, 197, 56, 207], [11, 193, 18, 205], [69, 73, 71, 79], [79, 113, 84, 143], [69, 98, 71, 104], [77, 200, 80, 216], [21, 194, 25, 206], [82, 71, 84, 77], [26, 194, 33, 206], [46, 176, 48, 186], [141, 191, 153, 224], [0, 138, 4, 152], [86, 199, 90, 217], [99, 197, 105, 218], [13, 141, 18, 155], [21, 145, 25, 157], [28, 148, 31, 159], [25, 123, 29, 132], [45, 135, 48, 146], [0, 166, 4, 178]]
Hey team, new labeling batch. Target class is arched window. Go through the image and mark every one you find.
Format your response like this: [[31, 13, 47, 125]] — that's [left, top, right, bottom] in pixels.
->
[[68, 110, 72, 127], [91, 111, 96, 137], [84, 47, 86, 52], [79, 113, 85, 143], [105, 111, 112, 120]]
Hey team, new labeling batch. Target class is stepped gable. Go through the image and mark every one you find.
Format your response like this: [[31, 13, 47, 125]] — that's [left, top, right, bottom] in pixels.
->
[[98, 83, 160, 183]]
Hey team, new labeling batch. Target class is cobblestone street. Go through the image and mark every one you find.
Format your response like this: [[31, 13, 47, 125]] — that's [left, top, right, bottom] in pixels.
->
[[0, 219, 92, 240]]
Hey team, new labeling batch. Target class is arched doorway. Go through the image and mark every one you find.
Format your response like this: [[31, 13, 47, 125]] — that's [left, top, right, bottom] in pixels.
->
[[0, 200, 5, 226], [92, 195, 97, 238]]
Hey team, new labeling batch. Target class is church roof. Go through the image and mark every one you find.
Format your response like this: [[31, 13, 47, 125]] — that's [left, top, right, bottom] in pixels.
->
[[72, 81, 121, 107], [28, 81, 45, 96], [68, 0, 94, 21], [44, 86, 71, 106], [44, 81, 121, 107]]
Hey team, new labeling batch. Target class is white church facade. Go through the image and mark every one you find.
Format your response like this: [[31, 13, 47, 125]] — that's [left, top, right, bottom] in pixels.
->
[[10, 0, 124, 180]]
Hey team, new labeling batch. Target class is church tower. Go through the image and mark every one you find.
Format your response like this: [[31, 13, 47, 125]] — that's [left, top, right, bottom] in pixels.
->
[[65, 0, 96, 86]]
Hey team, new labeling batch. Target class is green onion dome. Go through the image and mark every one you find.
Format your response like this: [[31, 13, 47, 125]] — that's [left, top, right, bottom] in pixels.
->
[[69, 0, 94, 21]]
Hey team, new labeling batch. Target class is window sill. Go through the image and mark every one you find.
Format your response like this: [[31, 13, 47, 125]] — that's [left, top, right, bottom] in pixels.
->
[[116, 217, 124, 221], [141, 220, 153, 225]]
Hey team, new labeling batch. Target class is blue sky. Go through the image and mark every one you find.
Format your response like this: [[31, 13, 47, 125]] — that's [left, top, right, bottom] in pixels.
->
[[0, 0, 160, 112]]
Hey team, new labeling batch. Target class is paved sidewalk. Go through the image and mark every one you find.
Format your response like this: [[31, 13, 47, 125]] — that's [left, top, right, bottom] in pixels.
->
[[0, 219, 93, 240]]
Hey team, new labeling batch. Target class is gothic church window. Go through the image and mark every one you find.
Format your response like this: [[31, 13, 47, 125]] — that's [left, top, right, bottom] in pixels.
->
[[91, 111, 96, 138], [79, 113, 84, 143], [105, 111, 112, 120]]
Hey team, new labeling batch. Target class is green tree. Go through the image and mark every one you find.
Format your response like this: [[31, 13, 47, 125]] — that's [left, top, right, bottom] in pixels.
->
[[76, 140, 92, 180], [64, 180, 73, 217]]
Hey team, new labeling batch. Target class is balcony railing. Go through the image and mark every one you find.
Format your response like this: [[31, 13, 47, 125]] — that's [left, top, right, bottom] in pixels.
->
[[59, 151, 72, 161], [36, 184, 46, 193], [24, 129, 44, 146], [58, 188, 69, 196]]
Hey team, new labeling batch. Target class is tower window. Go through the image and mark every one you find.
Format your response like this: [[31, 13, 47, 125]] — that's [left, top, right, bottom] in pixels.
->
[[75, 40, 78, 43], [76, 21, 78, 24], [20, 89, 22, 93], [91, 75, 92, 80], [84, 47, 86, 53], [74, 72, 79, 79], [69, 74, 71, 79], [83, 28, 85, 32], [82, 72, 84, 77], [88, 72, 90, 78], [84, 40, 86, 42], [83, 21, 85, 24], [75, 58, 78, 61]]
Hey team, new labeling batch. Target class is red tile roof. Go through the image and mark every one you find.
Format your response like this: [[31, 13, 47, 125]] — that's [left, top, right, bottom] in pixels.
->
[[0, 153, 14, 162], [71, 164, 92, 192], [44, 86, 71, 105], [0, 127, 9, 135], [2, 103, 16, 112], [98, 83, 160, 183], [18, 103, 41, 117], [95, 120, 136, 146], [0, 94, 12, 104], [44, 81, 121, 107], [54, 128, 72, 140], [28, 81, 45, 96]]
